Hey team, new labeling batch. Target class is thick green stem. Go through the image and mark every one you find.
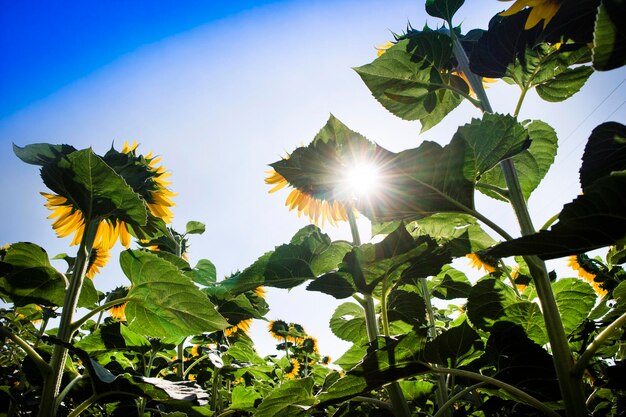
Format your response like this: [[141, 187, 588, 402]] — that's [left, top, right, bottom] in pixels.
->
[[572, 311, 626, 377], [451, 34, 587, 417], [347, 206, 412, 417], [70, 297, 130, 333], [38, 220, 99, 417]]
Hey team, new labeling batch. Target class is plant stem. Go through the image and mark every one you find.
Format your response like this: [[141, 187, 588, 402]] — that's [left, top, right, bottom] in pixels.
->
[[420, 279, 451, 417], [426, 365, 560, 417], [177, 338, 186, 378], [347, 205, 412, 417], [451, 35, 587, 417], [38, 219, 99, 417], [352, 396, 394, 411], [432, 383, 486, 417], [0, 326, 50, 376], [67, 392, 138, 417], [572, 311, 626, 377], [70, 297, 131, 333]]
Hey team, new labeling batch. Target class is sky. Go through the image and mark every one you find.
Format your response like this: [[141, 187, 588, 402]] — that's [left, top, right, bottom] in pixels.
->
[[1, 0, 625, 359]]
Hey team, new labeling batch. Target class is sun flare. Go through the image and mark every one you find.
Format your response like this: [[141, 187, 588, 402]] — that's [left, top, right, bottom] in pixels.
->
[[344, 162, 381, 197]]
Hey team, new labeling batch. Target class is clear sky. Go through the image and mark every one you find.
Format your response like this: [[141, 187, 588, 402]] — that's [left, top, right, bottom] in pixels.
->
[[1, 0, 625, 358]]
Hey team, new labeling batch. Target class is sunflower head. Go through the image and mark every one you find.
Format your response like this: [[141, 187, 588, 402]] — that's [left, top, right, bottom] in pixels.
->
[[105, 286, 130, 320], [190, 345, 201, 357], [568, 255, 608, 297], [224, 318, 253, 337], [375, 40, 394, 56], [268, 319, 290, 340], [321, 356, 331, 366], [301, 336, 319, 354], [284, 358, 301, 380], [510, 266, 531, 292], [85, 243, 111, 279], [467, 253, 499, 274]]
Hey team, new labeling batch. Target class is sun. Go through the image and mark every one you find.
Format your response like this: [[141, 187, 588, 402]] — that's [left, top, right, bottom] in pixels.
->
[[343, 162, 381, 197]]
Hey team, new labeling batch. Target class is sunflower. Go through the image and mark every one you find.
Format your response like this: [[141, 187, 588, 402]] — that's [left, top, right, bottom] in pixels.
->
[[467, 253, 498, 273], [284, 359, 301, 380], [109, 303, 127, 321], [224, 318, 253, 337], [265, 169, 349, 227], [106, 286, 129, 320], [190, 345, 201, 357], [268, 319, 290, 340], [499, 0, 562, 29], [510, 266, 528, 292], [567, 255, 607, 297], [321, 356, 331, 366], [450, 70, 497, 98], [301, 336, 319, 354], [254, 286, 267, 298], [41, 141, 175, 255], [85, 243, 111, 279], [287, 323, 307, 344]]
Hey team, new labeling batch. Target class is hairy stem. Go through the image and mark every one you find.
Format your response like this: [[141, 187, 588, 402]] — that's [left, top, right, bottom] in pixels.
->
[[0, 326, 50, 376]]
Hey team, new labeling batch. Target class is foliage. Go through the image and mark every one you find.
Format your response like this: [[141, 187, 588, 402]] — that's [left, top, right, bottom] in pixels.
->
[[1, 1, 625, 417]]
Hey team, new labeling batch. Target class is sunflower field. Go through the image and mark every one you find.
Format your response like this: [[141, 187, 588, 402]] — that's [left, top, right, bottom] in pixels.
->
[[1, 0, 626, 416]]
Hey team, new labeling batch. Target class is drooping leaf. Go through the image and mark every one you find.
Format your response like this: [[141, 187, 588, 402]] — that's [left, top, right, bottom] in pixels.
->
[[579, 122, 626, 190], [424, 321, 482, 367], [553, 278, 597, 336], [478, 322, 561, 401], [306, 272, 356, 299], [355, 31, 467, 132], [536, 65, 594, 102], [0, 242, 66, 307], [120, 250, 229, 337], [466, 278, 547, 344], [75, 321, 151, 356], [455, 113, 531, 179], [254, 377, 316, 417], [592, 0, 626, 71], [191, 259, 217, 286], [425, 0, 464, 22], [484, 174, 626, 259], [479, 120, 558, 201], [387, 288, 427, 329], [185, 221, 206, 235], [12, 143, 77, 165], [329, 302, 367, 344]]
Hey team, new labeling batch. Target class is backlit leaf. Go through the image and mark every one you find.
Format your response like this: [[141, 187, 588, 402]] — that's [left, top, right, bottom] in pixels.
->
[[593, 0, 626, 71], [254, 378, 316, 417], [425, 0, 464, 22]]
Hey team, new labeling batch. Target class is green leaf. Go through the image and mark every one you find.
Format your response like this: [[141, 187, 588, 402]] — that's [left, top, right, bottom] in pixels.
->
[[185, 221, 206, 235], [306, 272, 356, 299], [357, 137, 474, 222], [77, 277, 99, 308], [0, 242, 66, 306], [387, 288, 427, 329], [334, 343, 368, 371], [75, 321, 151, 355], [13, 143, 77, 165], [479, 120, 558, 201], [254, 378, 316, 417], [425, 0, 464, 22], [191, 259, 216, 286], [484, 174, 626, 259], [536, 65, 594, 102], [455, 113, 531, 179], [41, 149, 148, 225], [553, 278, 597, 336], [593, 0, 626, 71], [411, 213, 497, 256], [480, 322, 561, 401], [431, 265, 472, 299], [230, 385, 261, 411], [424, 321, 482, 367], [580, 122, 626, 191], [355, 32, 466, 132], [329, 302, 367, 343], [120, 250, 229, 337], [466, 278, 547, 344]]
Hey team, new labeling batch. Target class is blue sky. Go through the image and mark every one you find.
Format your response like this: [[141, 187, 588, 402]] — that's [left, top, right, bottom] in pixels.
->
[[1, 0, 625, 358]]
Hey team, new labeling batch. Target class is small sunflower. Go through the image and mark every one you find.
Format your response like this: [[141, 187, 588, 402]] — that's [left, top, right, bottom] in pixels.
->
[[467, 253, 499, 273], [375, 40, 394, 56], [321, 356, 331, 366], [254, 286, 267, 298], [109, 303, 127, 321], [284, 359, 301, 380], [499, 0, 562, 29], [106, 286, 129, 321], [268, 319, 290, 340], [190, 345, 201, 357], [85, 243, 111, 279], [224, 318, 253, 337], [450, 70, 497, 98], [287, 323, 307, 344], [510, 266, 528, 292], [301, 336, 319, 354], [567, 255, 607, 297]]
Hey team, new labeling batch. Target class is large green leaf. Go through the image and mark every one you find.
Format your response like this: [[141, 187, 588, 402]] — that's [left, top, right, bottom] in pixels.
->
[[0, 242, 66, 307], [485, 174, 626, 259], [357, 137, 475, 222], [13, 143, 77, 165], [553, 278, 597, 336], [425, 0, 464, 22], [229, 385, 262, 411], [329, 302, 367, 344], [120, 250, 229, 337], [75, 321, 151, 356], [355, 32, 466, 132], [430, 265, 472, 299], [579, 122, 626, 190], [466, 279, 547, 344], [254, 378, 316, 417], [387, 288, 427, 330], [479, 120, 558, 201], [593, 0, 626, 71], [455, 113, 530, 179], [191, 259, 216, 286], [411, 213, 497, 256], [424, 321, 482, 367]]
